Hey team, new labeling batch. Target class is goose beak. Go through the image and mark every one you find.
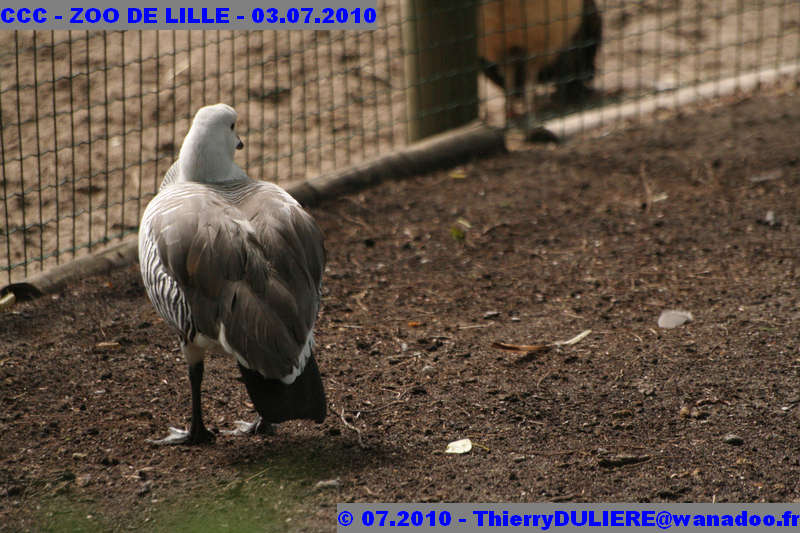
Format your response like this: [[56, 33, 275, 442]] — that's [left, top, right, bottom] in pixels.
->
[[236, 137, 244, 150]]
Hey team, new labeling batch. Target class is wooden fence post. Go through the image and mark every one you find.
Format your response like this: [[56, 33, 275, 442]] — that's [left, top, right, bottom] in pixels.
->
[[403, 0, 479, 142]]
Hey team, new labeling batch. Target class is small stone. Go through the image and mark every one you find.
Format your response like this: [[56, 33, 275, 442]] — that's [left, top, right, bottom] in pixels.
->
[[658, 310, 693, 329], [421, 365, 435, 376], [723, 434, 744, 446], [759, 210, 781, 227], [679, 405, 691, 418], [483, 310, 500, 319]]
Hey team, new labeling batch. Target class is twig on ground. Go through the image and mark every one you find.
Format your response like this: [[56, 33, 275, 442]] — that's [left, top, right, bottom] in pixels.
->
[[536, 371, 552, 388], [351, 399, 406, 414], [337, 406, 366, 449]]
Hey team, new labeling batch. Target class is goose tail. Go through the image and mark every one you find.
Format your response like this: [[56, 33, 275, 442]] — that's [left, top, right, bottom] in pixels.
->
[[237, 354, 326, 424]]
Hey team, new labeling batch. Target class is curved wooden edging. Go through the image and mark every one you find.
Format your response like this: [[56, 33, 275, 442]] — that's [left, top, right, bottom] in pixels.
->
[[1, 238, 140, 300], [1, 121, 507, 301], [546, 62, 800, 138]]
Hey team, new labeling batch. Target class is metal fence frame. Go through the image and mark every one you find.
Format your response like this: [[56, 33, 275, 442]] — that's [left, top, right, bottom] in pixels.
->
[[1, 0, 799, 285]]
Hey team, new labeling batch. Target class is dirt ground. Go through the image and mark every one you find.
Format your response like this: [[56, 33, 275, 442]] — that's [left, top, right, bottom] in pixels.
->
[[2, 85, 800, 531]]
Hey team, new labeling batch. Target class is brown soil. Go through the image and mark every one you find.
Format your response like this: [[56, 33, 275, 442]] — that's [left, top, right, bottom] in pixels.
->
[[2, 87, 800, 531]]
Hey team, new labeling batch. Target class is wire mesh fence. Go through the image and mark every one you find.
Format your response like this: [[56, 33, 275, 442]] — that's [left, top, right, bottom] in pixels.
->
[[1, 0, 799, 285]]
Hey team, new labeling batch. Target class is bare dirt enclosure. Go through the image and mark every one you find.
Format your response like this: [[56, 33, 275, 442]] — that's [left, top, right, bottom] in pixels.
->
[[1, 84, 799, 530]]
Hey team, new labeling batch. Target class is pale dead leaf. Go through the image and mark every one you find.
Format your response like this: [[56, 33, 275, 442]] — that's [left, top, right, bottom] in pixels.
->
[[492, 341, 550, 354], [553, 329, 592, 346], [445, 438, 472, 454], [95, 341, 121, 351]]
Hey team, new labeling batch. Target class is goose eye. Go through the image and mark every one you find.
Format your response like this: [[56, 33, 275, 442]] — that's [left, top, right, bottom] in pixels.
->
[[230, 123, 235, 131]]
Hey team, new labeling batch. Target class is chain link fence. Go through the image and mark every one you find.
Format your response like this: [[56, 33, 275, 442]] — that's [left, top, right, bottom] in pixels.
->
[[1, 0, 799, 285]]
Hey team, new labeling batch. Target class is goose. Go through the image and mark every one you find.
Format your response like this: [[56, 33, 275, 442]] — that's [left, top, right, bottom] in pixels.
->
[[138, 103, 326, 445]]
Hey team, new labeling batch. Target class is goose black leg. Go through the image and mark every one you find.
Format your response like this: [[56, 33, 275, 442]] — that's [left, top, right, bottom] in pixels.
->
[[187, 361, 215, 443], [149, 361, 216, 445]]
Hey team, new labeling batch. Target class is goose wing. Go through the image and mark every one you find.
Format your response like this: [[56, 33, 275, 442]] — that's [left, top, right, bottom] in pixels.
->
[[145, 180, 325, 381]]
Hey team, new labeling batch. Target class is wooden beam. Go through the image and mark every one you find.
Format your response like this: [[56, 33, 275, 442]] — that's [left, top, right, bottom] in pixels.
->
[[403, 0, 479, 142]]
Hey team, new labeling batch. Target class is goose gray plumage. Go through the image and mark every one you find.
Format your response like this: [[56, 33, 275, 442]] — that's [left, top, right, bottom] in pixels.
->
[[138, 103, 326, 445]]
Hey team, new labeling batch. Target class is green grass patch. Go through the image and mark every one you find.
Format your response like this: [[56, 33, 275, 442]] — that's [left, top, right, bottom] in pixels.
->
[[32, 444, 338, 532]]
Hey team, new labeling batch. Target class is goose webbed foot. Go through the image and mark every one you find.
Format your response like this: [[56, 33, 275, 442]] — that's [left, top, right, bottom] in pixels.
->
[[148, 425, 216, 445], [220, 417, 277, 437]]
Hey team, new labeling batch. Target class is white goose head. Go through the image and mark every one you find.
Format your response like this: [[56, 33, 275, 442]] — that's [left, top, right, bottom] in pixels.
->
[[178, 103, 244, 184]]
